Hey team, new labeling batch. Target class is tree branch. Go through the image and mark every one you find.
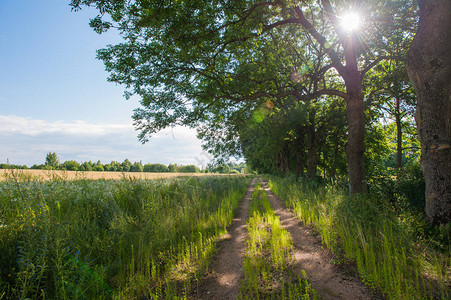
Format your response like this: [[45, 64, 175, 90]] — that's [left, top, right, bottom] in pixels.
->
[[319, 64, 334, 76], [315, 89, 347, 99], [360, 56, 396, 79], [320, 0, 341, 37], [293, 6, 345, 75], [263, 18, 300, 31]]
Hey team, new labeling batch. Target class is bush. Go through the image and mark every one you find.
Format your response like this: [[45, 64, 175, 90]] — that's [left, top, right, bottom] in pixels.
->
[[368, 164, 425, 212]]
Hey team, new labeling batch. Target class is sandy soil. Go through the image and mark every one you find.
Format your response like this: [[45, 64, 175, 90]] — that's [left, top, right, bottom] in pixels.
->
[[192, 178, 380, 299], [0, 169, 243, 181]]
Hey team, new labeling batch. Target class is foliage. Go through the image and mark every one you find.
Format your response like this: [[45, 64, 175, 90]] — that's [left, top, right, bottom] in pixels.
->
[[207, 162, 247, 174], [44, 152, 59, 170], [178, 165, 200, 173], [143, 163, 169, 173], [129, 161, 144, 172], [60, 160, 81, 171], [69, 1, 417, 182], [0, 164, 28, 170], [167, 164, 179, 173], [120, 159, 132, 172], [2, 156, 243, 174]]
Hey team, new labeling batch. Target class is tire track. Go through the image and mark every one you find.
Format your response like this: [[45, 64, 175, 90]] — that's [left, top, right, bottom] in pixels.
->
[[192, 178, 256, 299], [260, 179, 381, 300]]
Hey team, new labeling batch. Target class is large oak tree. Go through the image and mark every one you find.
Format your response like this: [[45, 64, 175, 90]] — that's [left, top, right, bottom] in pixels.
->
[[407, 0, 451, 224]]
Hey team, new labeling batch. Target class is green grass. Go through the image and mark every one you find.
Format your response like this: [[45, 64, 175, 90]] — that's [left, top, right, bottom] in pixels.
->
[[0, 174, 250, 299], [267, 176, 450, 300], [240, 180, 318, 299]]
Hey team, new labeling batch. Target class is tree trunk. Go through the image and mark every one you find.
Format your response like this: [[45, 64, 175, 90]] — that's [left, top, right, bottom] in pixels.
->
[[407, 0, 451, 224], [345, 90, 367, 194], [341, 33, 367, 194], [342, 38, 366, 194], [296, 151, 304, 179], [278, 149, 290, 175], [331, 137, 339, 177], [306, 110, 318, 179], [395, 97, 403, 170]]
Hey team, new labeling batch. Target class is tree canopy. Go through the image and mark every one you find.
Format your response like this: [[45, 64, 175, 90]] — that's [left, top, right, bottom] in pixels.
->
[[70, 0, 418, 194], [70, 1, 449, 222]]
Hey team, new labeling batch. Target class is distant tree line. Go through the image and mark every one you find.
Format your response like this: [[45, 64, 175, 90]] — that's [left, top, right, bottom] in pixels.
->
[[0, 153, 246, 174]]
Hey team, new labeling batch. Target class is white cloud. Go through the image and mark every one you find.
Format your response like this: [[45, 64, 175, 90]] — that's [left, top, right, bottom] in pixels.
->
[[0, 115, 130, 136], [0, 115, 208, 167]]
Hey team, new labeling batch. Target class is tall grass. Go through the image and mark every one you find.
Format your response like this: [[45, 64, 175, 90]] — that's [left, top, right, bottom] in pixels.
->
[[241, 180, 318, 299], [0, 174, 249, 299], [267, 176, 450, 299]]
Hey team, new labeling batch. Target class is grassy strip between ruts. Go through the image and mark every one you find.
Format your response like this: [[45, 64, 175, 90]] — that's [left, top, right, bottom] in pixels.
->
[[240, 180, 318, 299], [0, 174, 250, 299], [267, 176, 450, 300]]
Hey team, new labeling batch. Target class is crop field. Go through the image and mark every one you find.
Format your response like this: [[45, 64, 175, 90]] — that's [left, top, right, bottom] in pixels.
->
[[0, 169, 239, 181], [0, 174, 250, 299]]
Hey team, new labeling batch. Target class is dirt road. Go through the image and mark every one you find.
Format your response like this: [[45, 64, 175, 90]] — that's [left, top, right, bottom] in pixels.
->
[[193, 178, 379, 299]]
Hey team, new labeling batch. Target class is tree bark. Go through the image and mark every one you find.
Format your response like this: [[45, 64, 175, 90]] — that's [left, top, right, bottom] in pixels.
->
[[343, 36, 367, 194], [407, 0, 451, 224], [345, 91, 367, 194]]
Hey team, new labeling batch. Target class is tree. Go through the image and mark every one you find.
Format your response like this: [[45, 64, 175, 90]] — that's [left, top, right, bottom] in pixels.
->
[[168, 164, 179, 173], [240, 101, 309, 176], [121, 159, 132, 172], [130, 161, 144, 172], [60, 160, 81, 171], [94, 160, 104, 171], [45, 152, 59, 170], [179, 165, 200, 173], [406, 0, 451, 224], [143, 163, 169, 173], [366, 59, 417, 171], [71, 0, 416, 194], [105, 160, 121, 171], [80, 161, 93, 171]]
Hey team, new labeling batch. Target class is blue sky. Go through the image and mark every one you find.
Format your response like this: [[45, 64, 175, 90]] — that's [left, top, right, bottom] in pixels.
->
[[0, 0, 210, 167]]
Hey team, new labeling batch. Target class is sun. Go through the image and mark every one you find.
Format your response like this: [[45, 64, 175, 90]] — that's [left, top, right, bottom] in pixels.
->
[[340, 12, 361, 32]]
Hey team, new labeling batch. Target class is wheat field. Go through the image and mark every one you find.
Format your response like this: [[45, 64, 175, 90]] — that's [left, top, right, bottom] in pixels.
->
[[0, 169, 240, 181]]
